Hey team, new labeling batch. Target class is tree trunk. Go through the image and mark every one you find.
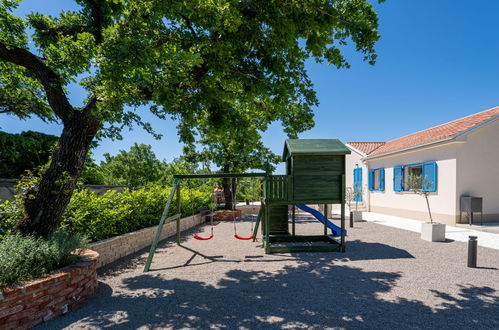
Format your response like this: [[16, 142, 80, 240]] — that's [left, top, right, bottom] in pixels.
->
[[222, 179, 233, 210], [13, 112, 100, 238], [222, 178, 238, 210]]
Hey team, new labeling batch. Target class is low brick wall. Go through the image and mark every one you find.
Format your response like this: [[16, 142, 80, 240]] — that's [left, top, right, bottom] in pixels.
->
[[90, 214, 205, 268], [0, 250, 99, 330], [238, 204, 260, 215], [212, 210, 242, 221]]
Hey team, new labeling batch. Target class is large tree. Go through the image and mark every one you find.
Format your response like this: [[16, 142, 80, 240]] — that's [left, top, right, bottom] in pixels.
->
[[185, 103, 284, 209], [1, 0, 382, 237]]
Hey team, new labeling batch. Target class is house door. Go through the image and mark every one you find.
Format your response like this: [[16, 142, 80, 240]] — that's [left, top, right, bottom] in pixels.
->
[[353, 168, 363, 202]]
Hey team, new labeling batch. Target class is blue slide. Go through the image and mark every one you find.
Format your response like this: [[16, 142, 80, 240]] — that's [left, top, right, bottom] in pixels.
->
[[296, 204, 346, 236]]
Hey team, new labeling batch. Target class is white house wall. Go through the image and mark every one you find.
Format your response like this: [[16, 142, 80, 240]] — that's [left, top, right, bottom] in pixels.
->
[[456, 119, 499, 222], [366, 144, 460, 225], [344, 148, 368, 210]]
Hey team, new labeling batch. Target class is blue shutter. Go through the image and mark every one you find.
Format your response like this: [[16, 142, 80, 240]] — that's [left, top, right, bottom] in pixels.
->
[[393, 166, 403, 191], [379, 168, 385, 191], [422, 162, 437, 192], [368, 170, 374, 191]]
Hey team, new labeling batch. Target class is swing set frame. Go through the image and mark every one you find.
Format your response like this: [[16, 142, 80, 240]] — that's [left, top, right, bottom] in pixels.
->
[[143, 172, 266, 272]]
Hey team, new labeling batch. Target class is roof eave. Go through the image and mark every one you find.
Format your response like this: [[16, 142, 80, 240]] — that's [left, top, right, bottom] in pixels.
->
[[363, 114, 499, 161], [345, 143, 367, 157]]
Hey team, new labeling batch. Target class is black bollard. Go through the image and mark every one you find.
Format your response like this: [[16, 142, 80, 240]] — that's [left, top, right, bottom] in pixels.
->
[[349, 211, 353, 228], [467, 236, 477, 268]]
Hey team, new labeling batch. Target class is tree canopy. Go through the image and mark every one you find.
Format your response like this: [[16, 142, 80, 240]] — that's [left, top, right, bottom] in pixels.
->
[[0, 130, 58, 178], [0, 0, 383, 237]]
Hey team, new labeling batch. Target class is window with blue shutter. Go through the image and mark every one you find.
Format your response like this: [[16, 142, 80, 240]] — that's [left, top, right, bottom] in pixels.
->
[[394, 162, 437, 192], [422, 162, 437, 192], [368, 168, 385, 191], [393, 166, 403, 191]]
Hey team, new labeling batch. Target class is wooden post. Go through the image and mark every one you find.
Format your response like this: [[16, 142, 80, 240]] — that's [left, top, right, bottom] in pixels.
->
[[292, 205, 296, 236], [176, 181, 181, 245], [143, 179, 179, 272], [341, 174, 346, 251]]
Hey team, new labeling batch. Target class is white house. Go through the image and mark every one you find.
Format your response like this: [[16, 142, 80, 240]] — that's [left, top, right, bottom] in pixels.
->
[[345, 106, 499, 225]]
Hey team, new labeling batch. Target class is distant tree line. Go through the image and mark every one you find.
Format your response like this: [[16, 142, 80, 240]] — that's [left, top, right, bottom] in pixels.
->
[[0, 130, 205, 187]]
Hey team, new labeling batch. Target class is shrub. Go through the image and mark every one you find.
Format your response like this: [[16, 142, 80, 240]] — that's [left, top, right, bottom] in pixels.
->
[[0, 231, 88, 287], [61, 186, 211, 242], [0, 183, 211, 242], [0, 200, 20, 239]]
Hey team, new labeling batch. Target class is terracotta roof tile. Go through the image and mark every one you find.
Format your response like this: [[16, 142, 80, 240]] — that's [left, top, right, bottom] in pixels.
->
[[346, 142, 385, 155], [369, 106, 499, 157]]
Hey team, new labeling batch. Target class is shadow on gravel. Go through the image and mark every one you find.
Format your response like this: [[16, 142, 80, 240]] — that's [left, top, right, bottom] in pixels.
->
[[40, 256, 498, 329]]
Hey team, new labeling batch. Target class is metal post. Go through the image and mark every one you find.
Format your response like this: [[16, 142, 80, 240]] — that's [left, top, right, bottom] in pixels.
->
[[341, 174, 346, 251], [176, 181, 181, 245], [324, 204, 328, 236], [349, 211, 353, 228], [265, 202, 270, 253], [292, 205, 296, 236], [467, 236, 477, 268]]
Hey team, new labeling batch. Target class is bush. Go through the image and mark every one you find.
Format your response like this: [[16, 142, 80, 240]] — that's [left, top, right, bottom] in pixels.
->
[[0, 183, 211, 242], [61, 186, 211, 242], [0, 231, 88, 287], [0, 200, 20, 239]]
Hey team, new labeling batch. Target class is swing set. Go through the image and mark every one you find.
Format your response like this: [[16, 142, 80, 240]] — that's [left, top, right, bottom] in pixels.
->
[[143, 173, 265, 272], [143, 138, 350, 273], [189, 176, 257, 241]]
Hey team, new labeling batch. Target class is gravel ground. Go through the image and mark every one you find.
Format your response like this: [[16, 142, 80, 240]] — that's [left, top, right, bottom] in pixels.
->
[[38, 214, 499, 329]]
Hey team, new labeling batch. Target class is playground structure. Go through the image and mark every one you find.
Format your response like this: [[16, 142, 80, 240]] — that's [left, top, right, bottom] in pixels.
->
[[144, 139, 350, 272]]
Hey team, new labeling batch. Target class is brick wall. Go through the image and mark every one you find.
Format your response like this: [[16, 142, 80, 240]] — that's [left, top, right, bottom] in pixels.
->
[[90, 214, 206, 268], [212, 210, 242, 221], [0, 250, 99, 330]]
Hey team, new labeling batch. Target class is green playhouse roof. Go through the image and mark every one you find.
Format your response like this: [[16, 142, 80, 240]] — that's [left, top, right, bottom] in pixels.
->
[[282, 139, 351, 161]]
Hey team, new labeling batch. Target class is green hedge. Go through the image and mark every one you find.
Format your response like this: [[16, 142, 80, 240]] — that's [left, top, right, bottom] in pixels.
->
[[0, 186, 211, 242]]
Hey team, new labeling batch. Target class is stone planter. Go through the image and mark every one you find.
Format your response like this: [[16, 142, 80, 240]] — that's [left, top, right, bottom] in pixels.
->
[[352, 211, 364, 222], [421, 222, 446, 242], [212, 210, 242, 221], [0, 249, 99, 329]]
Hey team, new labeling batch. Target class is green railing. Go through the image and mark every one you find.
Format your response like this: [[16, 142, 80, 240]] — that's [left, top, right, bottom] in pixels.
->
[[265, 175, 289, 201]]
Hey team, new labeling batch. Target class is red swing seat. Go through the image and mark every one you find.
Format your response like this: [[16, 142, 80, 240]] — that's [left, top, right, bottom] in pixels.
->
[[193, 234, 214, 240], [234, 234, 254, 240]]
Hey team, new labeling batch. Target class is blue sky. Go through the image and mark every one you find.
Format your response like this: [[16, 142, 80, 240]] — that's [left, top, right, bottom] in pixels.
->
[[2, 0, 499, 174]]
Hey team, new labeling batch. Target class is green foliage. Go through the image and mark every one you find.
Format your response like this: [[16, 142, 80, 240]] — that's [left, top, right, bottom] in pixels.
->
[[407, 173, 434, 223], [0, 231, 88, 287], [236, 178, 262, 204], [0, 179, 211, 241], [79, 152, 105, 185], [407, 173, 428, 193], [0, 131, 58, 178], [61, 186, 210, 242], [1, 0, 383, 237], [0, 200, 19, 239], [99, 143, 166, 187], [1, 0, 382, 140]]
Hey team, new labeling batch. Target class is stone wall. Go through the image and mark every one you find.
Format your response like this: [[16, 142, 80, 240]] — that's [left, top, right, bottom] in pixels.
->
[[89, 214, 205, 268], [0, 250, 99, 330]]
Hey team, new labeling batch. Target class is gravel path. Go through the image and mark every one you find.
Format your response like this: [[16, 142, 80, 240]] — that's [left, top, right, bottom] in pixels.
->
[[39, 214, 499, 329]]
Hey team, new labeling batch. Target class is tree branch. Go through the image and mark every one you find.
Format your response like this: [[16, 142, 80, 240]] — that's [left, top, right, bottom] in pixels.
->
[[87, 0, 104, 44], [30, 23, 91, 38], [0, 41, 72, 122]]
